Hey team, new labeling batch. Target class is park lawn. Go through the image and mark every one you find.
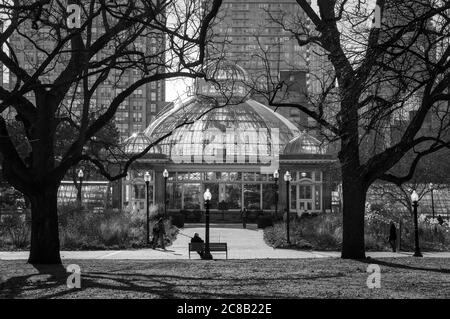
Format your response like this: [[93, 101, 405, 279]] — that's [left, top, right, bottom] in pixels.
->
[[0, 258, 449, 299]]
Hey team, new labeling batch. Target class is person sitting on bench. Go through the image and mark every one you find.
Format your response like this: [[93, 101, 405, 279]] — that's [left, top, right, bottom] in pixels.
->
[[190, 233, 204, 258]]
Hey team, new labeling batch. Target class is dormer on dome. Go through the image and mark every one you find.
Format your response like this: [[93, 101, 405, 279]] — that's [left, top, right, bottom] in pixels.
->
[[122, 132, 162, 154], [283, 132, 326, 155], [196, 60, 249, 99]]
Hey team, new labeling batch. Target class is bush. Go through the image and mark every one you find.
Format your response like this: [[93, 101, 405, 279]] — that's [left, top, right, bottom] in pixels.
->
[[58, 204, 179, 250], [0, 214, 30, 249], [264, 214, 341, 250]]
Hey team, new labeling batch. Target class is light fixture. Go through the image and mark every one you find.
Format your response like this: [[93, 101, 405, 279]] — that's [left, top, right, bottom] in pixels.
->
[[78, 169, 84, 179], [273, 170, 279, 179], [163, 169, 169, 178], [144, 171, 151, 183], [284, 171, 292, 182], [429, 182, 434, 190], [204, 188, 212, 201], [411, 190, 419, 203]]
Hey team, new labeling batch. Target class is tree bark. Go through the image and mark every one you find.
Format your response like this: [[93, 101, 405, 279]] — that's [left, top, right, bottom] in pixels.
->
[[341, 170, 367, 259], [27, 186, 62, 264]]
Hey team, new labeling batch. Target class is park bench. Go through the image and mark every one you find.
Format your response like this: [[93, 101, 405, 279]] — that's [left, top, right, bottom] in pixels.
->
[[188, 242, 228, 259]]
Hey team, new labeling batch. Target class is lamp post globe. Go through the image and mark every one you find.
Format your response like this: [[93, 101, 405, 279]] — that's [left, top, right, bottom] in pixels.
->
[[284, 171, 292, 244], [144, 172, 151, 246], [411, 190, 422, 257], [203, 188, 213, 260]]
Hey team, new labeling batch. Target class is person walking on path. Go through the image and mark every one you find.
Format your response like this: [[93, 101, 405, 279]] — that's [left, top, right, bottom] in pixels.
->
[[388, 221, 397, 252], [190, 232, 205, 258], [152, 217, 166, 250], [240, 207, 248, 229]]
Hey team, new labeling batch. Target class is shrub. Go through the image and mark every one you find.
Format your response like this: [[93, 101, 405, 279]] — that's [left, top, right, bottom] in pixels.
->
[[58, 204, 178, 250], [0, 214, 30, 249]]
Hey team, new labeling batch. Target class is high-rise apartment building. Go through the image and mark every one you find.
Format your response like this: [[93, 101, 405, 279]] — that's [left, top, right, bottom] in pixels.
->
[[5, 12, 166, 141], [209, 0, 328, 130]]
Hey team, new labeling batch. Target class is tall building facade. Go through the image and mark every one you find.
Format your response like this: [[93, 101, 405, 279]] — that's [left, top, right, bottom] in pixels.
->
[[208, 0, 329, 131], [5, 15, 166, 141]]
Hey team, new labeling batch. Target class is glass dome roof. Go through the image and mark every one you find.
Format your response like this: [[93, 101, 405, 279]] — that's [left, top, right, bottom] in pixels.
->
[[141, 96, 302, 163]]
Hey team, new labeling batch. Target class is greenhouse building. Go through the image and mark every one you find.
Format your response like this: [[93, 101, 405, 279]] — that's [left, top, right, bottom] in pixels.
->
[[118, 64, 336, 222]]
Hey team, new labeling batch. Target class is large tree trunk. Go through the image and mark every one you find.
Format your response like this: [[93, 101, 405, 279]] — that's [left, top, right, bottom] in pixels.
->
[[27, 186, 62, 264], [341, 169, 367, 259]]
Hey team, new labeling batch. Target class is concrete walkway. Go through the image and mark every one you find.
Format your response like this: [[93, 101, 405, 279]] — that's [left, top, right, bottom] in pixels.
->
[[1, 224, 449, 260]]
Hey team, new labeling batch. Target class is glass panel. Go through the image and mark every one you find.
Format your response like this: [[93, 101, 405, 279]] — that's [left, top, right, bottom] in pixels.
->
[[244, 184, 260, 210], [255, 172, 264, 181], [177, 172, 189, 181], [167, 172, 175, 181], [190, 172, 202, 180], [183, 183, 202, 210], [204, 183, 219, 209], [133, 184, 146, 199], [205, 172, 216, 181], [243, 172, 255, 181], [229, 172, 241, 181], [299, 185, 312, 199], [167, 183, 182, 209], [224, 184, 241, 209], [262, 184, 275, 210], [221, 172, 229, 181]]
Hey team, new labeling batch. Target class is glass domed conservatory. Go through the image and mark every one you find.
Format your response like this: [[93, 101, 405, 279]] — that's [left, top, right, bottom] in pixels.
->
[[119, 63, 335, 222]]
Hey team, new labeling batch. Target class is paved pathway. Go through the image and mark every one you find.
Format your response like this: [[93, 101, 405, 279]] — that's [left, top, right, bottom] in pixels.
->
[[1, 224, 449, 260]]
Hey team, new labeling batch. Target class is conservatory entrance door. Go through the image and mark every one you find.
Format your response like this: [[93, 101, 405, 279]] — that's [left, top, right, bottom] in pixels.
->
[[298, 184, 314, 212]]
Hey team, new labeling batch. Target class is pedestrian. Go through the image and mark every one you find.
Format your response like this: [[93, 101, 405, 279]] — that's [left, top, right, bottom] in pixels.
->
[[388, 221, 397, 252], [190, 232, 204, 258], [437, 215, 444, 226], [152, 217, 166, 249], [240, 207, 247, 229]]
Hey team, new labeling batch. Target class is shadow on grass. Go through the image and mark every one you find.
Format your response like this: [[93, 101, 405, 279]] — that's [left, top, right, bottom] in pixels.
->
[[0, 263, 345, 299], [358, 258, 450, 274]]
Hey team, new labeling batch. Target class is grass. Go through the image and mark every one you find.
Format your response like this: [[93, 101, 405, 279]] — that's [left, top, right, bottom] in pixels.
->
[[0, 258, 449, 299]]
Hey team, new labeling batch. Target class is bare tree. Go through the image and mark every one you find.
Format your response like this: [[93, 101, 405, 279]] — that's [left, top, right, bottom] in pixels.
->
[[243, 0, 450, 258], [0, 0, 223, 264]]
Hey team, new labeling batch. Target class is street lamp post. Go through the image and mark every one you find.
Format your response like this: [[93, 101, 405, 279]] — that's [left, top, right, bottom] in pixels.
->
[[77, 169, 84, 206], [203, 189, 213, 260], [429, 183, 435, 219], [144, 171, 151, 246], [284, 171, 292, 244], [411, 190, 423, 257], [163, 169, 169, 217], [273, 170, 279, 219]]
